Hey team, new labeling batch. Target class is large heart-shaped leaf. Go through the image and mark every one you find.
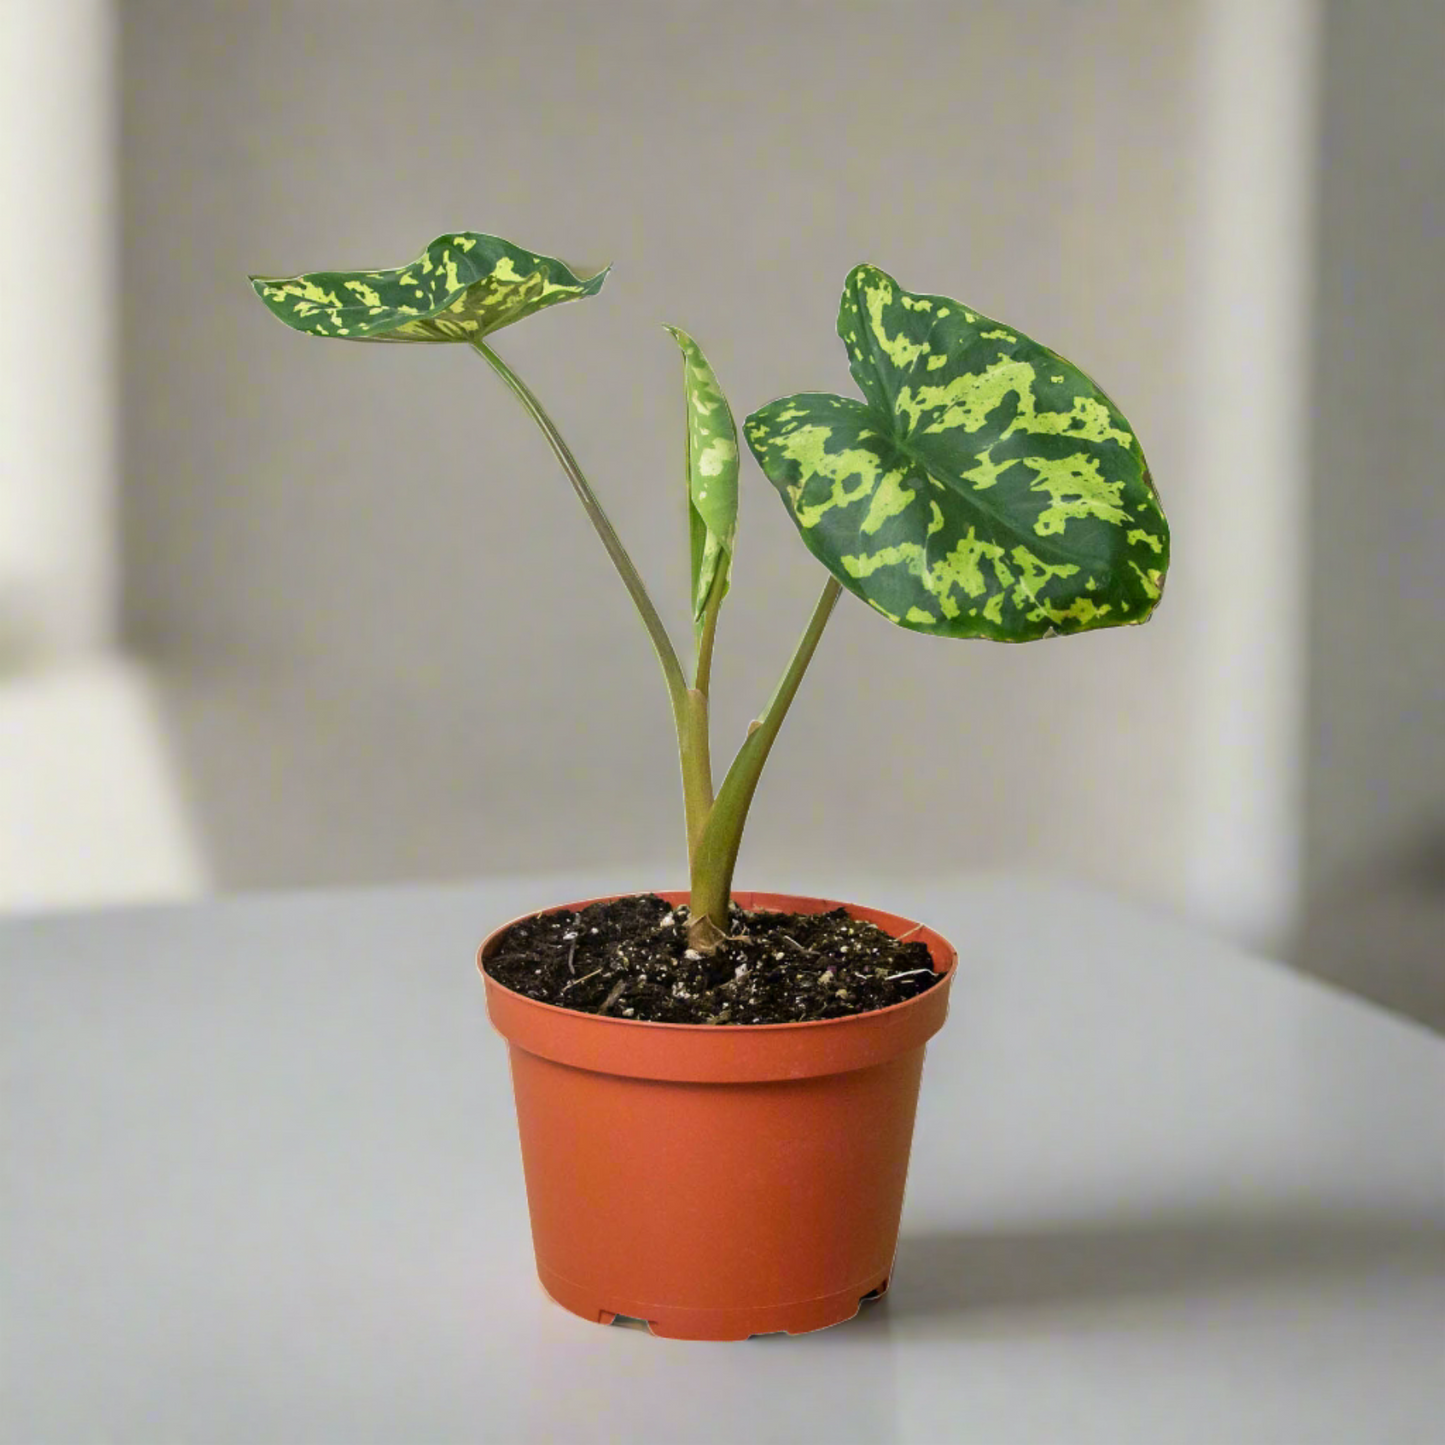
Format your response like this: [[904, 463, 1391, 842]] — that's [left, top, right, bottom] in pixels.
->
[[664, 326, 739, 629], [743, 265, 1168, 640], [249, 232, 607, 342]]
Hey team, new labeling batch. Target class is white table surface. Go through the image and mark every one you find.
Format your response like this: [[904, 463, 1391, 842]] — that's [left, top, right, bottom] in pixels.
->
[[4, 870, 1443, 1445]]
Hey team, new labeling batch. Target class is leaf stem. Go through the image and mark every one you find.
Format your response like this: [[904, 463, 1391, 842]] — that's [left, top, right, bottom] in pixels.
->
[[692, 562, 727, 696], [471, 339, 715, 861], [688, 575, 843, 943], [679, 687, 713, 858], [471, 340, 688, 705]]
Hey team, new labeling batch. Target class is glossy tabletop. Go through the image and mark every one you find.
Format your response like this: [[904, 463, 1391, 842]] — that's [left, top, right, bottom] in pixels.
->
[[4, 871, 1442, 1444]]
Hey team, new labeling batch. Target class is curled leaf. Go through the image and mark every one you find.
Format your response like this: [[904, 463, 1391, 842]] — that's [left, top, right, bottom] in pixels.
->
[[249, 231, 607, 342], [665, 326, 739, 628]]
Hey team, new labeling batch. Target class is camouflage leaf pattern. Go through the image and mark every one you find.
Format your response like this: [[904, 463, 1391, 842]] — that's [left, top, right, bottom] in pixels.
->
[[249, 232, 608, 342], [744, 264, 1169, 641], [665, 326, 739, 627]]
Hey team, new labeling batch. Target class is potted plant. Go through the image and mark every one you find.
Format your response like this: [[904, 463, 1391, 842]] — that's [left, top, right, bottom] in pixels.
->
[[250, 232, 1169, 1339]]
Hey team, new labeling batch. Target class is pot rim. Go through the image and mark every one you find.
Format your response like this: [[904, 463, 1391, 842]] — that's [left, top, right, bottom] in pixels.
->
[[477, 887, 956, 1034], [478, 889, 956, 1083]]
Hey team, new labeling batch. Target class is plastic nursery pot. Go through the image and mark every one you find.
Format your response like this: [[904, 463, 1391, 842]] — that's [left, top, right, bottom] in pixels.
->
[[478, 889, 955, 1341]]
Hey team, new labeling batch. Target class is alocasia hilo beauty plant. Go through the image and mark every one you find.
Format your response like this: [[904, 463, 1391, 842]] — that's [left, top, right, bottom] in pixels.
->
[[251, 233, 1169, 954]]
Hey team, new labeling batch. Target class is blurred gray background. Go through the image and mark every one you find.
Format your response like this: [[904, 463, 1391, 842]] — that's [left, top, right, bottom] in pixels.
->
[[4, 0, 1441, 1030]]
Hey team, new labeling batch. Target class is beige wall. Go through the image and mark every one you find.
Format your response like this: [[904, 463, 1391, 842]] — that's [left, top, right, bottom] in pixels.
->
[[120, 1, 1207, 911], [1303, 0, 1445, 892], [1294, 0, 1445, 1027]]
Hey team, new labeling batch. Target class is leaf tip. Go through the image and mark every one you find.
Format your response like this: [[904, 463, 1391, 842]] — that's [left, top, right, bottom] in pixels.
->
[[845, 260, 888, 288]]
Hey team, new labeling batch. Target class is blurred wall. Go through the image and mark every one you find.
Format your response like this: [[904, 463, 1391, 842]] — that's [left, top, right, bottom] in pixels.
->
[[1178, 0, 1317, 950], [1, 0, 204, 916], [1295, 0, 1445, 1026], [2, 0, 117, 658], [120, 2, 1267, 928], [1304, 0, 1444, 890]]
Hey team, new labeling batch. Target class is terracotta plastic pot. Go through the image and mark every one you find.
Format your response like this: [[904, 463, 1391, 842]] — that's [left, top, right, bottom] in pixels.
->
[[479, 889, 955, 1340]]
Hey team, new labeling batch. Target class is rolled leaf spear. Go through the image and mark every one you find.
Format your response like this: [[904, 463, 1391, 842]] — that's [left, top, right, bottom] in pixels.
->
[[250, 232, 1169, 954]]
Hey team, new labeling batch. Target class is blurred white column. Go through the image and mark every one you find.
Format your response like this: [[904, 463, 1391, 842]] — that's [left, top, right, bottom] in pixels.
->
[[1182, 0, 1321, 954], [0, 1, 206, 912], [0, 0, 117, 657]]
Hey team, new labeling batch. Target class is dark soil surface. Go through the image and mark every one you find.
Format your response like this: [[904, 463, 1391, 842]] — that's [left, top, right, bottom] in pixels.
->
[[482, 893, 943, 1025]]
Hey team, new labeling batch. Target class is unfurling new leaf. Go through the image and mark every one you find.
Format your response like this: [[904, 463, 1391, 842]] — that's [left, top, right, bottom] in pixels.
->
[[249, 232, 608, 343], [665, 327, 739, 633], [744, 264, 1168, 642]]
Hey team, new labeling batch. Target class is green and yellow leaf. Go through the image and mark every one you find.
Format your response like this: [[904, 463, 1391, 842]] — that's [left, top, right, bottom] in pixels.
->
[[744, 264, 1169, 641], [249, 232, 608, 342], [664, 326, 739, 629]]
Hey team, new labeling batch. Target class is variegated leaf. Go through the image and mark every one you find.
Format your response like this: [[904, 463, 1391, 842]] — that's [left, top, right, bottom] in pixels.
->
[[664, 326, 739, 626], [249, 232, 607, 342], [744, 265, 1168, 641]]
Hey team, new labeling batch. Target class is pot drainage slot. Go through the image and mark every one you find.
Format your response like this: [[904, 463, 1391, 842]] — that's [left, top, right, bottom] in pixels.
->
[[606, 1313, 652, 1331]]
